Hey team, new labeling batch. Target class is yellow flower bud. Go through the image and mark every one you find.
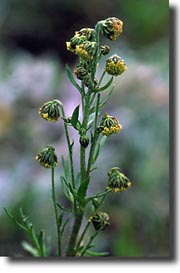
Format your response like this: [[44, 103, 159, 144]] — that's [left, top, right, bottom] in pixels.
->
[[105, 54, 127, 76]]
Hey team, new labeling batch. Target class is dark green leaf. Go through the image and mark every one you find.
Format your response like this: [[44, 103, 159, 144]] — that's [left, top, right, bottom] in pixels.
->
[[37, 230, 44, 254], [71, 105, 81, 130]]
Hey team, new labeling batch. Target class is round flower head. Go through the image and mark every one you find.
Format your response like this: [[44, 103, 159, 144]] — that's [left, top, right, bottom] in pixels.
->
[[39, 99, 62, 122], [102, 17, 123, 41], [99, 112, 122, 136], [105, 54, 127, 76], [89, 211, 110, 231], [35, 146, 58, 168], [107, 167, 132, 193], [79, 134, 89, 148]]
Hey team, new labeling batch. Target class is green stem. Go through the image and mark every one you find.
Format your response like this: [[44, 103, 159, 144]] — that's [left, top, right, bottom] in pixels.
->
[[66, 23, 101, 257], [87, 93, 101, 174], [61, 105, 75, 189], [75, 221, 90, 254], [80, 230, 99, 256], [51, 168, 61, 256], [65, 209, 84, 256]]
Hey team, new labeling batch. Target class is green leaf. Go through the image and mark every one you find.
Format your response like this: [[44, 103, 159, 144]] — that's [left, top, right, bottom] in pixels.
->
[[21, 241, 39, 257], [38, 230, 44, 254], [77, 178, 89, 204], [86, 189, 111, 203], [96, 76, 113, 92], [66, 64, 82, 93], [57, 203, 71, 212], [61, 176, 76, 203], [84, 250, 109, 256], [71, 105, 81, 130], [99, 84, 115, 109], [93, 135, 107, 163], [3, 207, 28, 232], [61, 216, 71, 235]]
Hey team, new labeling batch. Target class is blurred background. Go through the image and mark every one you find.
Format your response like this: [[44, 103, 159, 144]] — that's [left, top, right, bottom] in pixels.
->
[[0, 0, 169, 257]]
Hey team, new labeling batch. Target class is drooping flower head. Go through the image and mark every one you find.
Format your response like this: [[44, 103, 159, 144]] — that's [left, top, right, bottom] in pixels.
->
[[102, 17, 123, 41], [99, 112, 122, 136], [39, 99, 62, 122], [107, 167, 132, 193], [89, 211, 110, 231], [35, 146, 58, 168], [105, 54, 127, 76]]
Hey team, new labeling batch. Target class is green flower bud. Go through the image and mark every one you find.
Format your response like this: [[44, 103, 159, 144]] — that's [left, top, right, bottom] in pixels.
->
[[107, 167, 132, 193], [89, 211, 110, 231], [35, 146, 58, 168], [39, 99, 62, 122], [102, 17, 123, 41], [100, 112, 122, 136], [79, 135, 89, 148], [100, 45, 110, 55], [105, 54, 127, 76], [75, 28, 96, 41], [74, 66, 88, 80]]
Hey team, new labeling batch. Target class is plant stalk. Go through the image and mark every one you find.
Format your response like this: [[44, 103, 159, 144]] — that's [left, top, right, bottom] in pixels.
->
[[51, 168, 61, 256]]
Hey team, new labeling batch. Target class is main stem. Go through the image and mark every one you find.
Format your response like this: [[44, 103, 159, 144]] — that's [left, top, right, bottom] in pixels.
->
[[51, 168, 61, 256], [66, 23, 101, 256], [66, 95, 90, 256]]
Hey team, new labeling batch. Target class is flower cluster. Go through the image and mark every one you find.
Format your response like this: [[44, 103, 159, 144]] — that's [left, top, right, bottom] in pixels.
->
[[35, 146, 58, 169], [106, 167, 132, 193], [99, 112, 122, 136], [66, 28, 97, 61]]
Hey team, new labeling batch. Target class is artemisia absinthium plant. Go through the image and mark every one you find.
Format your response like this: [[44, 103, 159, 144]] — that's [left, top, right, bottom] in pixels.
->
[[4, 17, 132, 257]]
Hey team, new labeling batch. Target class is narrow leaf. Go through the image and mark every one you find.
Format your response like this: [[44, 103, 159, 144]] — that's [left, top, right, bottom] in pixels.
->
[[61, 216, 71, 235], [66, 64, 82, 93], [96, 76, 113, 92], [3, 208, 28, 232], [77, 178, 89, 203], [57, 203, 71, 212], [93, 135, 107, 163], [21, 241, 39, 257], [38, 230, 44, 253], [71, 105, 81, 130], [85, 250, 109, 256], [99, 84, 115, 109]]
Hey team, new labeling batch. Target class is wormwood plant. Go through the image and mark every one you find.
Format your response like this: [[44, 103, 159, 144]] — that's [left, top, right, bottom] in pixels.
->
[[5, 17, 132, 257]]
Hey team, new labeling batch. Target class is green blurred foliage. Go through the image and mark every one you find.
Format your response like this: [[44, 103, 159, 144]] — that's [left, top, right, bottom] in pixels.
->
[[0, 0, 169, 257]]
